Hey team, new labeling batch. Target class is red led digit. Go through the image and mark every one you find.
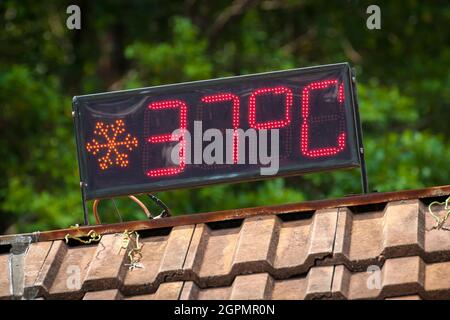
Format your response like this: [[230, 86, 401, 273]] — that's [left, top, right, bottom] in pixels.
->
[[301, 80, 346, 158], [201, 93, 240, 164], [147, 100, 187, 177], [248, 86, 293, 130], [338, 82, 345, 104]]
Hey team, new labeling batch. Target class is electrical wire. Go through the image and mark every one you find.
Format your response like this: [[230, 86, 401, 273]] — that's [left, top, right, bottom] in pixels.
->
[[92, 196, 152, 224]]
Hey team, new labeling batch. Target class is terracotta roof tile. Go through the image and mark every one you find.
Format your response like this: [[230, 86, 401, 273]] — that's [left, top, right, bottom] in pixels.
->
[[0, 253, 10, 299], [332, 257, 450, 299], [1, 185, 449, 299], [24, 240, 67, 299], [424, 261, 450, 299], [385, 295, 422, 300], [83, 289, 122, 300], [271, 276, 308, 300], [184, 282, 230, 300], [191, 224, 240, 286], [22, 242, 53, 299], [122, 232, 169, 294], [231, 273, 274, 300], [122, 225, 195, 295], [83, 234, 128, 292], [182, 224, 208, 279], [232, 216, 279, 275], [181, 267, 335, 300], [125, 282, 183, 300], [381, 256, 425, 296], [274, 209, 337, 276], [158, 225, 195, 276], [424, 205, 450, 260], [48, 244, 97, 299], [330, 199, 446, 271]]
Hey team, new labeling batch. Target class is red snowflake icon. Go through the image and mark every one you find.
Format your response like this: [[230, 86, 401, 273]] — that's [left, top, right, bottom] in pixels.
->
[[86, 119, 138, 170]]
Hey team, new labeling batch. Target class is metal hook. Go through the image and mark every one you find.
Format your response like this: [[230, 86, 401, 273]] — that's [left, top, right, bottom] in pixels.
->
[[147, 194, 172, 218]]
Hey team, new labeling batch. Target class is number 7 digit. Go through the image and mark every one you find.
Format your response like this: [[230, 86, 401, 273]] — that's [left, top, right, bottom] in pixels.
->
[[201, 93, 240, 164]]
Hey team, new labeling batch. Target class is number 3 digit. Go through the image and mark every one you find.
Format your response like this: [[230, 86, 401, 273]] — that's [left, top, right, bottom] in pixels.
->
[[147, 100, 187, 177]]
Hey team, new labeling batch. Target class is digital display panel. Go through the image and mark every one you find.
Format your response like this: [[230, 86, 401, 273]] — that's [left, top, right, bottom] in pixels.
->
[[73, 63, 362, 200]]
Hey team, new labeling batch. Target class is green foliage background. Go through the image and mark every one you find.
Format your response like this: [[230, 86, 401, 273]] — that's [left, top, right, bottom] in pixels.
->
[[0, 1, 449, 233]]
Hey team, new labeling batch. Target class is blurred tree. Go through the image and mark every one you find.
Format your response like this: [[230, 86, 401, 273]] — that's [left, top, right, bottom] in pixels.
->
[[0, 0, 448, 233]]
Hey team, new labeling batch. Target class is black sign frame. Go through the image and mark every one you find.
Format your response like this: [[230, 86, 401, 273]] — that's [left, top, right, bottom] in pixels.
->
[[73, 62, 368, 224]]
